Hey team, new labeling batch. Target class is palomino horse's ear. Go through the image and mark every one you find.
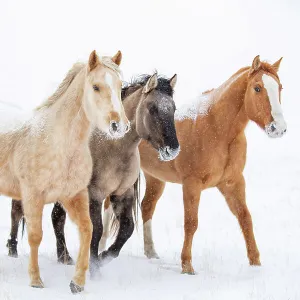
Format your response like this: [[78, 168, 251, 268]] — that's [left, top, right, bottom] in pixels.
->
[[169, 74, 177, 90], [88, 50, 100, 72], [272, 57, 283, 72], [250, 55, 261, 74], [112, 50, 122, 66], [143, 73, 158, 94]]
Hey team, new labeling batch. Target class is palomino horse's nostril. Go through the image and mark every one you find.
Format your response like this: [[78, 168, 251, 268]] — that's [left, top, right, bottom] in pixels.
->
[[110, 121, 118, 133], [284, 129, 287, 133], [125, 123, 131, 133]]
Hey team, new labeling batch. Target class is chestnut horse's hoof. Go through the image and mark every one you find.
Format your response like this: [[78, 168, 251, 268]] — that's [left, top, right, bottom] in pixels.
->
[[30, 278, 44, 288], [70, 280, 84, 294], [249, 259, 261, 266], [181, 263, 195, 275]]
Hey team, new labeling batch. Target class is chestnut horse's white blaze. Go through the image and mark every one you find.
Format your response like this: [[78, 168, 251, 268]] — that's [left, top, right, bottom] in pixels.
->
[[262, 74, 287, 137]]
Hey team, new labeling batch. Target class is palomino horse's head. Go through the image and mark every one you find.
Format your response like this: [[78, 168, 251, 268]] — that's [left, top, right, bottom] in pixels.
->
[[136, 73, 180, 161], [244, 55, 287, 138], [84, 50, 129, 138]]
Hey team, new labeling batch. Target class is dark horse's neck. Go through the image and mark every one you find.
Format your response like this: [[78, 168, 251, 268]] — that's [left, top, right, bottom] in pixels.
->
[[121, 87, 144, 150]]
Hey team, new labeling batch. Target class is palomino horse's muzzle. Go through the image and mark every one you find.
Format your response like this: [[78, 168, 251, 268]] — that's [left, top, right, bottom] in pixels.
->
[[265, 120, 287, 138], [109, 120, 131, 138]]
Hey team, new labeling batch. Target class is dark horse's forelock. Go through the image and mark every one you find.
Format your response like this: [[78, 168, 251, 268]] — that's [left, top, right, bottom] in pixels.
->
[[121, 73, 174, 100]]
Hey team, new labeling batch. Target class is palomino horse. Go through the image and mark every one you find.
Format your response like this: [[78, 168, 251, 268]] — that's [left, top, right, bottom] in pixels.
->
[[102, 56, 287, 275], [7, 73, 180, 276], [0, 50, 129, 293]]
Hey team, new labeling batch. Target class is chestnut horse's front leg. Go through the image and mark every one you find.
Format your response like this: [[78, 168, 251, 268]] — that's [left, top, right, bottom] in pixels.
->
[[217, 175, 261, 266], [181, 178, 202, 275], [22, 194, 44, 288], [62, 189, 92, 294]]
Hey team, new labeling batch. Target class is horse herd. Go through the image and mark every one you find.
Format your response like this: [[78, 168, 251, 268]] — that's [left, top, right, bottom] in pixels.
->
[[0, 50, 286, 293]]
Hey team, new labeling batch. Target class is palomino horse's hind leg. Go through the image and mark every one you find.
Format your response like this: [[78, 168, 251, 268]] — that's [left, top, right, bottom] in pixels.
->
[[62, 189, 92, 294], [141, 173, 166, 259], [89, 197, 103, 277], [51, 202, 74, 265], [22, 195, 45, 288], [7, 199, 23, 258], [217, 175, 261, 266], [98, 188, 134, 265], [181, 178, 201, 275]]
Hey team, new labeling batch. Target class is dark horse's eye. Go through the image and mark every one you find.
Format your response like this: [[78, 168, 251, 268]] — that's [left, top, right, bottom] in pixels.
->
[[149, 105, 158, 115], [93, 85, 100, 91], [254, 86, 261, 93]]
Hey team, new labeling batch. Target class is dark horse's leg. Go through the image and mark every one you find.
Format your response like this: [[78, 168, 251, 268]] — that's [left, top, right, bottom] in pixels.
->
[[51, 202, 74, 265], [98, 187, 135, 265], [89, 197, 103, 277], [7, 199, 23, 257]]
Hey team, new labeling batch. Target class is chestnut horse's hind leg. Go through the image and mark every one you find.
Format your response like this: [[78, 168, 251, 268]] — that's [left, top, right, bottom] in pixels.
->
[[141, 173, 166, 259], [51, 202, 74, 265], [22, 195, 44, 288], [62, 189, 92, 294], [98, 188, 134, 266], [217, 175, 261, 266], [7, 199, 23, 258], [181, 178, 201, 275]]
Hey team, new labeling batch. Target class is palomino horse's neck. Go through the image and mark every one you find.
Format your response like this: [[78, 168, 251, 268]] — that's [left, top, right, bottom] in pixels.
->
[[45, 68, 91, 144], [208, 68, 250, 142]]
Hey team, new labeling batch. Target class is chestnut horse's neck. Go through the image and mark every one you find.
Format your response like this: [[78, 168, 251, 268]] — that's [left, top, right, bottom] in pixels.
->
[[206, 68, 250, 142]]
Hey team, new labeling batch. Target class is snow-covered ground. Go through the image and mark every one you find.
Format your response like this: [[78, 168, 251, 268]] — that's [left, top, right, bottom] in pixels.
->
[[1, 0, 300, 299]]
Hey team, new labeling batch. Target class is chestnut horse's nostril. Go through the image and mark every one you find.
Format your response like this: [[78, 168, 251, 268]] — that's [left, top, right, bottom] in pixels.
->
[[270, 124, 276, 132], [110, 121, 118, 133]]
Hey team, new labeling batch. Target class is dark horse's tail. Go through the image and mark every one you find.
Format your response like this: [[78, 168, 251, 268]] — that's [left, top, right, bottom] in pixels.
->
[[109, 173, 141, 236]]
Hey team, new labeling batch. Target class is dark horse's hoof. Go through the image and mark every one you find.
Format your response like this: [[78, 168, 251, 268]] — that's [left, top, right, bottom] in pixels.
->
[[98, 250, 116, 266], [69, 280, 84, 294], [7, 239, 18, 258], [57, 254, 74, 265]]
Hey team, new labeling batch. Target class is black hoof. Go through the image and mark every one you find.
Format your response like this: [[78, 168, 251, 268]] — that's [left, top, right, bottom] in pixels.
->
[[70, 280, 84, 294], [7, 239, 18, 258], [98, 250, 116, 266], [58, 255, 74, 265]]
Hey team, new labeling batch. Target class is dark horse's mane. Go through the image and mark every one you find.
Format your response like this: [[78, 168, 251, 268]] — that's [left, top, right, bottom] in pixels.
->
[[121, 73, 174, 100]]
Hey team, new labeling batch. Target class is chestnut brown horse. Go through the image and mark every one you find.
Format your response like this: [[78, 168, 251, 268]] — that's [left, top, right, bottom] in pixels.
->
[[0, 50, 129, 293], [101, 56, 287, 275]]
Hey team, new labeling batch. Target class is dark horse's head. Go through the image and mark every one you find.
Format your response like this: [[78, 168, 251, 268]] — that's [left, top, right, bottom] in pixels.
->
[[122, 73, 180, 161]]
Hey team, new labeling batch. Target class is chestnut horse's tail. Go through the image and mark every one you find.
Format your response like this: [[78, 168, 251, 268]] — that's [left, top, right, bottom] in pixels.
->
[[109, 173, 141, 237]]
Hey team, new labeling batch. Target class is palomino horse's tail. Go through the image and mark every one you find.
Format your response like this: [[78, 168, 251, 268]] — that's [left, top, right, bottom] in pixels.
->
[[108, 173, 141, 237]]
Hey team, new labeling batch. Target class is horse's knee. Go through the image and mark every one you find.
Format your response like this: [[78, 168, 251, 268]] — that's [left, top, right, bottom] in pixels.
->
[[184, 217, 198, 235], [79, 219, 93, 238], [28, 231, 43, 246]]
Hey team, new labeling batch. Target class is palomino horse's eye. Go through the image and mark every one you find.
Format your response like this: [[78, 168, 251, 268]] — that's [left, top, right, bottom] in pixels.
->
[[93, 85, 100, 91], [254, 86, 261, 93]]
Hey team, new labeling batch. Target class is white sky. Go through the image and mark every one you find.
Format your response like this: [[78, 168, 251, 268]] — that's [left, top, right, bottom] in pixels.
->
[[0, 0, 299, 120]]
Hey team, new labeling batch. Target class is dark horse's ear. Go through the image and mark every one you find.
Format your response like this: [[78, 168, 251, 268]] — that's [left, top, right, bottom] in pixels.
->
[[112, 50, 122, 66], [250, 55, 261, 74], [272, 57, 283, 73], [88, 50, 100, 72], [143, 73, 158, 94], [169, 74, 177, 90]]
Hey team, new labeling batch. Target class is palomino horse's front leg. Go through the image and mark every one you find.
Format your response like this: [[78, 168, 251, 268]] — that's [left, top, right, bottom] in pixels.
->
[[51, 202, 74, 265], [22, 195, 44, 288], [217, 175, 261, 265], [181, 178, 202, 275], [62, 189, 92, 294], [98, 188, 134, 265]]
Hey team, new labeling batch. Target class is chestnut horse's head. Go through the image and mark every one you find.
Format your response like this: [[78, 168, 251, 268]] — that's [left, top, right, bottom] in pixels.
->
[[244, 55, 287, 138], [84, 50, 129, 138]]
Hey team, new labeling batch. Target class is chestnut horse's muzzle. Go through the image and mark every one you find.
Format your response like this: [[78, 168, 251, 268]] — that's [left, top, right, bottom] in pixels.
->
[[265, 120, 287, 138]]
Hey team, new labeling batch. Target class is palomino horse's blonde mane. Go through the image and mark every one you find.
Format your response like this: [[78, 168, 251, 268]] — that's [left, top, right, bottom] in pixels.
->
[[36, 56, 122, 111]]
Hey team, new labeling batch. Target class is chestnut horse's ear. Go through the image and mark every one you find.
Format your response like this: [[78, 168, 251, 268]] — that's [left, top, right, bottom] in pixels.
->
[[112, 50, 122, 66], [169, 74, 177, 89], [143, 73, 158, 94], [250, 55, 261, 74], [272, 57, 283, 72], [88, 50, 100, 72]]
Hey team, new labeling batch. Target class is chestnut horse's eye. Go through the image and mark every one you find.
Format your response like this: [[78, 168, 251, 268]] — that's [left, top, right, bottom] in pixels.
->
[[93, 85, 100, 91], [254, 86, 261, 93]]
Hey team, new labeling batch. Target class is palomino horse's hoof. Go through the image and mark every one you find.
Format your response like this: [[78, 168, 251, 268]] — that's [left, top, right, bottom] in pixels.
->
[[144, 250, 160, 259], [30, 278, 45, 288], [70, 280, 84, 294]]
